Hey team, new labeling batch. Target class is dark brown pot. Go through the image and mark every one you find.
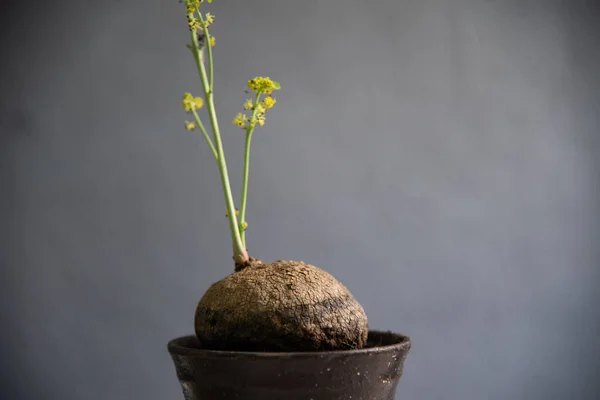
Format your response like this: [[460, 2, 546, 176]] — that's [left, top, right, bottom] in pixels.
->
[[167, 330, 411, 400]]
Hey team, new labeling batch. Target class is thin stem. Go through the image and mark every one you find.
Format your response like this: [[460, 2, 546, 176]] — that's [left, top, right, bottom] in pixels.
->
[[198, 10, 214, 89], [191, 109, 218, 160], [189, 24, 248, 264], [238, 92, 261, 245], [238, 131, 252, 245]]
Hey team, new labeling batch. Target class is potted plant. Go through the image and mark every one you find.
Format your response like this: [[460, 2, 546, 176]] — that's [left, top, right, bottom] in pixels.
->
[[167, 1, 411, 399]]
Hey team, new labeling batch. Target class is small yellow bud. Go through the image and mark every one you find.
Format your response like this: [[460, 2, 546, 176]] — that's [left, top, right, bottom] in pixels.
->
[[243, 99, 253, 110], [205, 13, 215, 25], [241, 221, 248, 230], [184, 120, 196, 131], [182, 92, 204, 111], [209, 35, 216, 47]]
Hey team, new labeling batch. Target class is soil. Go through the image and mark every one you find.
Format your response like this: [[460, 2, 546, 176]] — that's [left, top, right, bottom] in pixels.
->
[[194, 259, 369, 352]]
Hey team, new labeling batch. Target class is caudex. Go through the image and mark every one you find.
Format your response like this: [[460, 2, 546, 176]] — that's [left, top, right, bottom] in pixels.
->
[[180, 0, 368, 351]]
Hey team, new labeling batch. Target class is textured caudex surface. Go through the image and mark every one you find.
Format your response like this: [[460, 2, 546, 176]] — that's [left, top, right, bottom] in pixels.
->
[[194, 260, 368, 351], [168, 330, 411, 400]]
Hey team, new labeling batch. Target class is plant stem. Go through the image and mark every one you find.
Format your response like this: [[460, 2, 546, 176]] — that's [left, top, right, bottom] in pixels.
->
[[200, 12, 215, 91], [189, 24, 248, 264], [238, 93, 261, 246], [191, 109, 218, 160]]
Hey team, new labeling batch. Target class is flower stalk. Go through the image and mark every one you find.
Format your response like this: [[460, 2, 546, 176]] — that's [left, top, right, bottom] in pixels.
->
[[181, 0, 279, 267], [238, 92, 260, 245]]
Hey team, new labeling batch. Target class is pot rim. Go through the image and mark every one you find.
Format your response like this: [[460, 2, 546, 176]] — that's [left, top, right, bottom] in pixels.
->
[[168, 330, 411, 358]]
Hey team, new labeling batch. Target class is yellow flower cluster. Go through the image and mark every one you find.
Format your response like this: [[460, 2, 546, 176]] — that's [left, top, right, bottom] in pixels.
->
[[251, 113, 266, 127], [181, 92, 204, 111], [205, 13, 215, 25], [187, 16, 201, 31], [261, 96, 276, 109], [186, 0, 201, 30], [247, 77, 277, 94], [232, 113, 248, 127], [186, 2, 215, 31], [233, 79, 279, 128], [235, 94, 276, 129], [186, 0, 202, 11], [243, 99, 253, 110]]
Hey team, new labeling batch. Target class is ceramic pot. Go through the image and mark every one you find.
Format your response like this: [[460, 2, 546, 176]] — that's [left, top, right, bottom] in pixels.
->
[[168, 330, 411, 400]]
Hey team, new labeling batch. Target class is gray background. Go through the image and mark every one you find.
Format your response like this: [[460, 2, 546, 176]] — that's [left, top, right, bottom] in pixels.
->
[[1, 0, 599, 399]]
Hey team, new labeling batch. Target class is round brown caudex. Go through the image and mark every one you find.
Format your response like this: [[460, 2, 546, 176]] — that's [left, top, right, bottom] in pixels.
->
[[194, 259, 368, 352]]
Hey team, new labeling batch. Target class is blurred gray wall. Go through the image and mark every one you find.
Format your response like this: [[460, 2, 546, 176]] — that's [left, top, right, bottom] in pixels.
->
[[1, 0, 599, 399]]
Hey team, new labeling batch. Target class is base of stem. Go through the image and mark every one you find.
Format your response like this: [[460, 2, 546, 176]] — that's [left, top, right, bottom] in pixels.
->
[[234, 256, 262, 272]]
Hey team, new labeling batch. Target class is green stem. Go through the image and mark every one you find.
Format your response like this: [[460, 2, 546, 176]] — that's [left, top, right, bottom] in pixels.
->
[[238, 132, 252, 245], [238, 93, 261, 245], [189, 24, 248, 265], [198, 10, 214, 89], [191, 109, 218, 160]]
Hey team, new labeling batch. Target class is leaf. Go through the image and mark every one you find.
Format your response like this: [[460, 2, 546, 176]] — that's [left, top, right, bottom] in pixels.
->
[[271, 80, 281, 90]]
